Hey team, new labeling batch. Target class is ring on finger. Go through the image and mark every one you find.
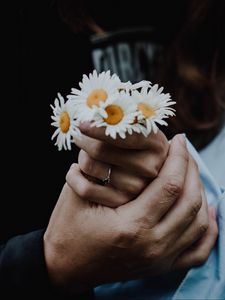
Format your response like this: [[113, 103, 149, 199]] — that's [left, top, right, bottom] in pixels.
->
[[101, 166, 112, 186]]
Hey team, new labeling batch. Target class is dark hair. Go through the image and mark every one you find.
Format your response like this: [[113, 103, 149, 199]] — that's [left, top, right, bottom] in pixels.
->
[[160, 0, 225, 149], [58, 0, 225, 149]]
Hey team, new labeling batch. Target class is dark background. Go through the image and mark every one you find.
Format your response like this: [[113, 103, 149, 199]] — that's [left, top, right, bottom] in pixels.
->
[[1, 0, 186, 243]]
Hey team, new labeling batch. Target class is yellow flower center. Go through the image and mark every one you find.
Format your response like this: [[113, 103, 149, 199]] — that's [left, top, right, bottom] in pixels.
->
[[138, 102, 155, 118], [59, 112, 70, 133], [104, 105, 124, 125], [87, 89, 108, 107]]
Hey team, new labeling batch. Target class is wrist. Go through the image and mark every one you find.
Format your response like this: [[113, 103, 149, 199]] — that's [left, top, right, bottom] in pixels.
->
[[43, 230, 91, 294], [43, 231, 66, 289]]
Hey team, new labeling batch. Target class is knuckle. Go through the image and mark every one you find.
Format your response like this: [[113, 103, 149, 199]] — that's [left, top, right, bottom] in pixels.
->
[[77, 181, 92, 199], [113, 223, 139, 248], [126, 184, 139, 196], [193, 252, 209, 266], [113, 194, 130, 207], [163, 177, 182, 199], [65, 165, 76, 185], [148, 242, 165, 260], [127, 179, 146, 195], [148, 247, 164, 260], [198, 220, 209, 235], [141, 163, 158, 178], [189, 196, 202, 217], [65, 169, 72, 184], [147, 230, 167, 259]]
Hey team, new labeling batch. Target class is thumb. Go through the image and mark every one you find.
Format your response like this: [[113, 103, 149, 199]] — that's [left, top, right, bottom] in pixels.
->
[[51, 180, 86, 223], [120, 134, 189, 225]]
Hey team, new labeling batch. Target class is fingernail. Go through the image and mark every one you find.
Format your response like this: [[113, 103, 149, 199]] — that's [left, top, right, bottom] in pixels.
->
[[79, 121, 91, 132]]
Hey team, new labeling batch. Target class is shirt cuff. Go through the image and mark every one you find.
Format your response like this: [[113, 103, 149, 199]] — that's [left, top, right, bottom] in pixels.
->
[[0, 229, 93, 299]]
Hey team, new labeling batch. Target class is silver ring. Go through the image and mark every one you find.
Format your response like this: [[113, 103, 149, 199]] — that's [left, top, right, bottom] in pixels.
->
[[102, 167, 111, 186]]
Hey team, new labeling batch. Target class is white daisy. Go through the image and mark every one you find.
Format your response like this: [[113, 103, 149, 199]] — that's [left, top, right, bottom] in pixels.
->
[[93, 92, 138, 139], [67, 70, 122, 122], [51, 93, 81, 151], [119, 80, 151, 93], [129, 120, 149, 137], [132, 84, 176, 134]]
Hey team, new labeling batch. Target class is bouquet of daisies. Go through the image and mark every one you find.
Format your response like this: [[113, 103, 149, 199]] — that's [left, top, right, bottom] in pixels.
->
[[51, 70, 175, 151]]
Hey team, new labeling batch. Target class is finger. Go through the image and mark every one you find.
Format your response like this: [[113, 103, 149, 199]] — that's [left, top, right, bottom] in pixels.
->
[[173, 207, 218, 270], [78, 150, 110, 181], [66, 164, 130, 207], [78, 150, 148, 196], [79, 121, 169, 151], [120, 134, 189, 226], [157, 156, 204, 239], [170, 186, 209, 254], [48, 183, 87, 222], [74, 134, 165, 178]]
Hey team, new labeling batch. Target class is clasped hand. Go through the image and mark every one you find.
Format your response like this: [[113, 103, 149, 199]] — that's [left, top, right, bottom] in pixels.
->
[[44, 123, 218, 293]]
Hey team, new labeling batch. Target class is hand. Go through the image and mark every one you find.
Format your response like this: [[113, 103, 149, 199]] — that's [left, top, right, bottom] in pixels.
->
[[72, 125, 218, 272], [73, 122, 169, 206], [44, 135, 217, 294]]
